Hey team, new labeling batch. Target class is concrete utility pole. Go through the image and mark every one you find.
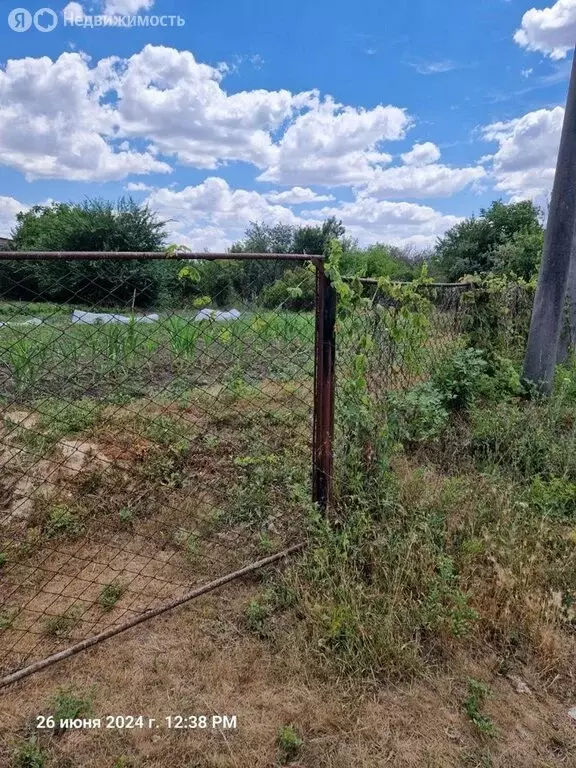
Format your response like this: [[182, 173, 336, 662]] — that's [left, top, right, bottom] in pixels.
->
[[557, 245, 576, 364], [523, 47, 576, 393]]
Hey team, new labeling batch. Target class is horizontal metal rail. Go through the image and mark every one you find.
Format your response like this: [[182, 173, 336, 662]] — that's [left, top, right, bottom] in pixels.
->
[[0, 251, 324, 262], [343, 276, 474, 288]]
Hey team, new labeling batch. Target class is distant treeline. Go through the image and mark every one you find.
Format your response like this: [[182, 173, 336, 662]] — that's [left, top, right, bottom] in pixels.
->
[[1, 200, 425, 309], [0, 197, 543, 309]]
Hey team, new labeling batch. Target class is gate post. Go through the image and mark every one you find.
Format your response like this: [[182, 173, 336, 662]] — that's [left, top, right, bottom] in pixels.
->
[[312, 262, 337, 512]]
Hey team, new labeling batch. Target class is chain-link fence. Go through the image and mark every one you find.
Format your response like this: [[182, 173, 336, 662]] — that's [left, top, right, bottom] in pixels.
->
[[0, 252, 330, 685], [336, 278, 533, 400], [332, 278, 534, 501], [0, 259, 534, 686]]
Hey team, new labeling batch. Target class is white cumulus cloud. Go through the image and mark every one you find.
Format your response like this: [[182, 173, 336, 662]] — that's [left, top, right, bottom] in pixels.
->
[[145, 177, 305, 249], [112, 45, 318, 170], [265, 187, 335, 204], [0, 43, 478, 244], [104, 0, 155, 14], [0, 196, 28, 238], [62, 2, 85, 21], [0, 52, 171, 182], [125, 181, 155, 191], [364, 163, 486, 199], [309, 197, 462, 248], [258, 97, 409, 186], [482, 106, 563, 200], [0, 45, 415, 188], [354, 140, 486, 199], [401, 142, 441, 166], [145, 177, 460, 251], [514, 0, 576, 59]]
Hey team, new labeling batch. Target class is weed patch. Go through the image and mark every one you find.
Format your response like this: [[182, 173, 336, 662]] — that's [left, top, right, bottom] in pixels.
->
[[464, 679, 496, 736], [43, 505, 82, 539], [276, 725, 303, 764], [99, 583, 125, 611], [43, 608, 81, 638], [11, 738, 46, 768]]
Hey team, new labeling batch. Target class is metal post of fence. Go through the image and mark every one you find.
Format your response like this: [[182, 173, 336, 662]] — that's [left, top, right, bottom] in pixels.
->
[[312, 263, 337, 512]]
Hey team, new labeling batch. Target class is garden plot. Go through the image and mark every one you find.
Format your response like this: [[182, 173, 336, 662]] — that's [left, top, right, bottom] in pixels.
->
[[0, 306, 315, 674]]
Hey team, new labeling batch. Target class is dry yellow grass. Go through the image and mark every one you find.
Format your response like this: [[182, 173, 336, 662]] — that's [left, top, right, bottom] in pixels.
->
[[0, 384, 311, 679], [0, 572, 575, 768]]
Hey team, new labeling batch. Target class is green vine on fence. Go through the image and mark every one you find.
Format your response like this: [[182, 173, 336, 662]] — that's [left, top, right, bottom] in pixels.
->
[[460, 273, 535, 360], [325, 240, 436, 501]]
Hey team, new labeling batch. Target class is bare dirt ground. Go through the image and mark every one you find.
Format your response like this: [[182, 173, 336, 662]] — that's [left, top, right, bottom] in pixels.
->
[[0, 386, 310, 678], [0, 570, 575, 768]]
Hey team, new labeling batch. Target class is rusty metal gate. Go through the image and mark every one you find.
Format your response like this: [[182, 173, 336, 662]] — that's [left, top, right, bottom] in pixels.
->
[[0, 251, 335, 687]]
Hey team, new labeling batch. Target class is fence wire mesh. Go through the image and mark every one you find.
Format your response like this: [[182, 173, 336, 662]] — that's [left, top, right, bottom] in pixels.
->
[[0, 255, 319, 680], [336, 279, 533, 401], [0, 258, 535, 683], [332, 279, 534, 501]]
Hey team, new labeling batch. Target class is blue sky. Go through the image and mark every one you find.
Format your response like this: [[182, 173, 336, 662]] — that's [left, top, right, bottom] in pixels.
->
[[0, 0, 574, 249]]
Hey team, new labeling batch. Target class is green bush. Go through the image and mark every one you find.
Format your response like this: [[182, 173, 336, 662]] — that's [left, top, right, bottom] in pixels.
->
[[479, 354, 523, 399], [436, 350, 521, 405], [433, 348, 488, 410], [461, 276, 534, 359], [340, 243, 422, 280], [276, 725, 303, 764], [0, 258, 172, 308], [260, 268, 316, 311], [387, 381, 450, 443], [529, 476, 576, 519], [12, 738, 46, 768], [4, 198, 171, 307]]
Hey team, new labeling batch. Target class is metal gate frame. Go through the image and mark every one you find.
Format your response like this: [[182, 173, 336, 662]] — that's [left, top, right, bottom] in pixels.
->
[[0, 250, 336, 687]]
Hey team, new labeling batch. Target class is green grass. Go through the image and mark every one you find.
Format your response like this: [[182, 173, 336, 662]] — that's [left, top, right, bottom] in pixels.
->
[[43, 505, 82, 538], [119, 507, 134, 526], [98, 582, 125, 611], [276, 725, 303, 764], [272, 341, 576, 683], [464, 679, 496, 736], [50, 688, 94, 726], [0, 309, 316, 401], [245, 598, 271, 638], [11, 738, 46, 768], [0, 609, 18, 630], [0, 300, 77, 319], [0, 311, 313, 582], [42, 608, 82, 638], [36, 398, 103, 441], [3, 286, 572, 701]]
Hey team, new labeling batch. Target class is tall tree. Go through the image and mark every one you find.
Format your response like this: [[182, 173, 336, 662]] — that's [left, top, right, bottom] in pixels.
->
[[11, 197, 167, 252], [226, 218, 348, 301], [339, 243, 423, 280], [5, 197, 169, 306], [293, 217, 346, 255], [433, 200, 543, 281], [228, 222, 296, 299], [230, 222, 295, 255]]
